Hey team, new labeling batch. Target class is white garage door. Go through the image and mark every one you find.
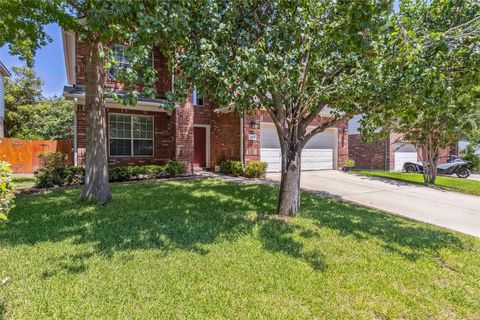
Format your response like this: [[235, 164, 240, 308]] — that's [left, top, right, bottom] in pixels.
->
[[394, 143, 418, 171], [260, 124, 334, 172]]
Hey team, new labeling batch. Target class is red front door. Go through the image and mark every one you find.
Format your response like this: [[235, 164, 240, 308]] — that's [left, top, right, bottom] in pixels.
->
[[194, 127, 207, 168]]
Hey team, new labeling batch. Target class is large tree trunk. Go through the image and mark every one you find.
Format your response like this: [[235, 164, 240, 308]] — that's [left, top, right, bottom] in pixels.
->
[[278, 143, 302, 216], [80, 36, 113, 205]]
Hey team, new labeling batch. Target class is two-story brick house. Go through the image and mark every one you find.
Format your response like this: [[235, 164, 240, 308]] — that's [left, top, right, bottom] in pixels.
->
[[62, 30, 348, 172]]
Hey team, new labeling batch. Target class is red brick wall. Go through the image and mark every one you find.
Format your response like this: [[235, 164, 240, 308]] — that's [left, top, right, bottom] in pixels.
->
[[211, 112, 241, 167], [75, 105, 175, 166], [335, 119, 349, 169], [193, 99, 214, 125], [174, 100, 194, 173], [348, 134, 390, 170]]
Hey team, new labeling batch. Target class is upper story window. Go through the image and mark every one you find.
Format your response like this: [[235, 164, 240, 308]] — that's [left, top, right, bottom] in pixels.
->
[[193, 88, 204, 106], [109, 113, 154, 157], [113, 44, 131, 69], [109, 44, 153, 80]]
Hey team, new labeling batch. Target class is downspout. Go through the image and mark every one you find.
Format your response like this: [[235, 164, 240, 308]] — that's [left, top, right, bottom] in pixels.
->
[[240, 115, 244, 164], [73, 97, 78, 166]]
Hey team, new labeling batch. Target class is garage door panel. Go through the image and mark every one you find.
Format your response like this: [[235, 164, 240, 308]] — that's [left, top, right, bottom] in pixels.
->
[[260, 124, 334, 172], [394, 151, 418, 171]]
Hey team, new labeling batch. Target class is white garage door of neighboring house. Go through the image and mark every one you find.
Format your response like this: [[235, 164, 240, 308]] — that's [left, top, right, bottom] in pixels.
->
[[394, 143, 418, 171], [260, 124, 334, 172]]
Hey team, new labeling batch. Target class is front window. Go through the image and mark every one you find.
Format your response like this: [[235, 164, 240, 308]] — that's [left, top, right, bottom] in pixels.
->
[[109, 114, 154, 156]]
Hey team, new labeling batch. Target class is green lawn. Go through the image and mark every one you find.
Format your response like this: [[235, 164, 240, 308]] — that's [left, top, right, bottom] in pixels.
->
[[11, 176, 35, 189], [352, 170, 480, 196], [1, 180, 479, 319]]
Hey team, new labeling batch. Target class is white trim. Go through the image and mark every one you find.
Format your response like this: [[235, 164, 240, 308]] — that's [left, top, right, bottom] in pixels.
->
[[108, 113, 155, 158], [193, 124, 211, 168], [62, 29, 76, 85], [63, 93, 169, 112]]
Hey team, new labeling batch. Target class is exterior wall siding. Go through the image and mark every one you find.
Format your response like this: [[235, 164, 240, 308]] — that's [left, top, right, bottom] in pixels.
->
[[210, 112, 241, 167], [348, 134, 390, 170]]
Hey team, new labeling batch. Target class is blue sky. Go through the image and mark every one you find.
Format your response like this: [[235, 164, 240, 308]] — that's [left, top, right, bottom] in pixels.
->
[[0, 23, 66, 98]]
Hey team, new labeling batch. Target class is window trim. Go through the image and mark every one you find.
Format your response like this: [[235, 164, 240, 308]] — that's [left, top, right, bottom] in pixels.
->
[[108, 113, 155, 158]]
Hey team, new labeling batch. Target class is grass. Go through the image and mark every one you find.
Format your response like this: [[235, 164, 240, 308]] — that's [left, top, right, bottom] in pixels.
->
[[1, 179, 479, 319], [353, 170, 480, 196], [11, 176, 35, 189]]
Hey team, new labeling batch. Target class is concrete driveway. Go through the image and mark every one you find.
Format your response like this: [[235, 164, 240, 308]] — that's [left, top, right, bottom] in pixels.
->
[[267, 170, 480, 237]]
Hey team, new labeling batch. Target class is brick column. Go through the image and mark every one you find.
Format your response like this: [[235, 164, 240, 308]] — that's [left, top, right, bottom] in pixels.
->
[[243, 111, 261, 163], [335, 120, 349, 170], [175, 99, 195, 173]]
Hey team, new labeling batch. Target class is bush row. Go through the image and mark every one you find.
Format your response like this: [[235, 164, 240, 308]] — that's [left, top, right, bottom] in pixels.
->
[[219, 160, 268, 178], [34, 160, 187, 189]]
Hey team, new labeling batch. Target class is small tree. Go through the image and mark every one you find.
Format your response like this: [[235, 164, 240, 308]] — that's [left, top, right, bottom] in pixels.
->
[[361, 0, 480, 184], [4, 66, 43, 138]]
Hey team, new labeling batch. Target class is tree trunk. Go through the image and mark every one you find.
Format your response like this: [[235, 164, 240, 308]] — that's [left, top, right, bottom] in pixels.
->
[[421, 141, 437, 185], [278, 143, 302, 216], [80, 36, 113, 205]]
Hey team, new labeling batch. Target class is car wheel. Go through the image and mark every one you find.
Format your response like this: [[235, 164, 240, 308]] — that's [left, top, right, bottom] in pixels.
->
[[456, 168, 470, 178], [404, 164, 416, 173]]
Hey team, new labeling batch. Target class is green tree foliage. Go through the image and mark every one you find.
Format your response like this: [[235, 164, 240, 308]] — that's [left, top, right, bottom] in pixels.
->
[[361, 0, 480, 184], [4, 67, 73, 140], [4, 66, 43, 137], [133, 0, 395, 215], [34, 97, 74, 140]]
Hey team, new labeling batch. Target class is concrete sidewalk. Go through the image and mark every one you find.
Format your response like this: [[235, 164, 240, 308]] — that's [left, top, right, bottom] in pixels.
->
[[267, 170, 480, 237]]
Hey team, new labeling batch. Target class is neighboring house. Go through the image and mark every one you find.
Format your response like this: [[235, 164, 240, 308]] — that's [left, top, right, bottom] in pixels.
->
[[348, 115, 457, 171], [62, 31, 348, 173], [0, 61, 11, 138]]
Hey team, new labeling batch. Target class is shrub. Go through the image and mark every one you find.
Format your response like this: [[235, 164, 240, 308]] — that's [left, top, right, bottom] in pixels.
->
[[143, 165, 166, 179], [460, 144, 480, 172], [63, 166, 85, 185], [164, 160, 186, 177], [219, 160, 244, 176], [0, 162, 15, 224], [244, 161, 268, 178], [109, 167, 132, 182], [345, 158, 356, 167], [38, 152, 67, 169], [35, 152, 70, 188]]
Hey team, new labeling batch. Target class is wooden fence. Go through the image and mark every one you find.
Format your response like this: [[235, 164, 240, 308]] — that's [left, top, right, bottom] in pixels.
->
[[0, 138, 74, 174]]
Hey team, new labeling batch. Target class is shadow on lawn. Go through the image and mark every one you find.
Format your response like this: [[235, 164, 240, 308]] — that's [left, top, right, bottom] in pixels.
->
[[0, 179, 464, 275]]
